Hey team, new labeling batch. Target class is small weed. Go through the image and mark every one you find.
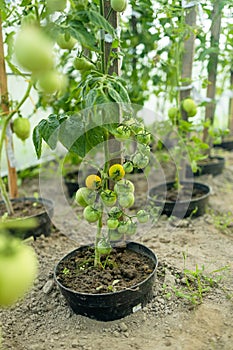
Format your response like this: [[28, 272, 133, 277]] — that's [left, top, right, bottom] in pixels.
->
[[171, 252, 229, 305], [208, 209, 233, 235], [62, 268, 70, 275]]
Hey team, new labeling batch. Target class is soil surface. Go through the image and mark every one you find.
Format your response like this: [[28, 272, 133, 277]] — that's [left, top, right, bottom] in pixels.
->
[[1, 149, 233, 350], [56, 245, 155, 294]]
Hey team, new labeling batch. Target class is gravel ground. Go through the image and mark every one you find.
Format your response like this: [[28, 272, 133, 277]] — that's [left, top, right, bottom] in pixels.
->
[[0, 149, 233, 350]]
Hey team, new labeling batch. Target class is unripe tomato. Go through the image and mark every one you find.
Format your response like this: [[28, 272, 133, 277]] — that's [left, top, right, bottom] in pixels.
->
[[74, 57, 95, 71], [136, 131, 151, 145], [114, 179, 135, 194], [0, 234, 38, 306], [123, 161, 134, 174], [168, 107, 179, 121], [46, 0, 67, 13], [107, 218, 119, 229], [100, 190, 117, 207], [15, 26, 55, 73], [132, 153, 149, 169], [96, 238, 112, 255], [38, 71, 68, 94], [113, 125, 131, 141], [83, 205, 100, 223], [108, 229, 123, 241], [57, 33, 77, 50], [75, 187, 96, 207], [117, 221, 129, 234], [110, 0, 127, 12], [118, 192, 135, 208], [137, 210, 150, 223], [126, 221, 137, 236], [187, 108, 197, 117], [182, 98, 196, 114], [13, 117, 30, 141], [108, 206, 123, 219], [21, 13, 38, 27]]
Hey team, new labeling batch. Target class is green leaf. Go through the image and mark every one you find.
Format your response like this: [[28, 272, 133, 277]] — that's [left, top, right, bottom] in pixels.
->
[[33, 125, 42, 159], [69, 21, 98, 51], [88, 10, 116, 38], [107, 87, 123, 103], [37, 115, 61, 150]]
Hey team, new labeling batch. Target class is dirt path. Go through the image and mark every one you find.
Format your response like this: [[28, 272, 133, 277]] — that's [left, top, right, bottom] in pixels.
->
[[1, 150, 233, 350]]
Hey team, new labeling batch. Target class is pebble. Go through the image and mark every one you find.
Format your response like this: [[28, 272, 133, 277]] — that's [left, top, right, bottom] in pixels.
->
[[119, 322, 128, 332], [43, 279, 55, 294]]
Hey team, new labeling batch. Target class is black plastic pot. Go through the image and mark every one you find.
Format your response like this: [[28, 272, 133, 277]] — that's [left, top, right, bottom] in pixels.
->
[[148, 181, 211, 218], [64, 167, 98, 198], [54, 242, 158, 321], [64, 170, 82, 198], [186, 156, 225, 177], [214, 140, 233, 151], [0, 197, 54, 239]]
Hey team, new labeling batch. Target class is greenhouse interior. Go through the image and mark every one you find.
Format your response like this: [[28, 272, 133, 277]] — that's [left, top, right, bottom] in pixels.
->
[[0, 1, 233, 349]]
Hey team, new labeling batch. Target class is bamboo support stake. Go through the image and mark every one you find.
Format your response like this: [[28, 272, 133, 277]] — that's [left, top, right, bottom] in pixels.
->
[[228, 70, 233, 135], [0, 15, 18, 198], [203, 1, 222, 146], [180, 5, 197, 120]]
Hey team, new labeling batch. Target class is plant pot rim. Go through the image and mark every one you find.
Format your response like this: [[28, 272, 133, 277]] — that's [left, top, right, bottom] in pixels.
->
[[54, 241, 158, 297], [148, 181, 211, 204]]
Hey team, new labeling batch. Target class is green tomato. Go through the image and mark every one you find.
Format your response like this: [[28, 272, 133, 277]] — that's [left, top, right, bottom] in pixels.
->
[[113, 125, 131, 141], [137, 210, 150, 223], [83, 205, 100, 223], [168, 107, 179, 121], [100, 190, 117, 207], [13, 117, 30, 141], [118, 192, 135, 208], [74, 57, 95, 71], [123, 161, 134, 174], [130, 123, 145, 135], [114, 179, 135, 195], [75, 187, 96, 207], [110, 0, 127, 12], [21, 13, 38, 27], [38, 70, 68, 94], [132, 153, 149, 169], [46, 0, 67, 12], [108, 229, 123, 241], [107, 218, 119, 229], [136, 131, 151, 145], [187, 108, 197, 117], [182, 98, 196, 113], [0, 235, 38, 306], [117, 221, 129, 234], [108, 206, 123, 219], [15, 26, 55, 73], [137, 144, 151, 157], [126, 221, 137, 236], [96, 238, 112, 255], [57, 33, 77, 50]]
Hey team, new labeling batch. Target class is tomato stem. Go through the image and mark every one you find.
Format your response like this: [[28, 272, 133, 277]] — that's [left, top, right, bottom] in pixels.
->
[[94, 216, 103, 267]]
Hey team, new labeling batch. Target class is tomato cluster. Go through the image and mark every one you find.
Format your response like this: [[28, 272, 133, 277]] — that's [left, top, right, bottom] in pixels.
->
[[75, 163, 150, 256]]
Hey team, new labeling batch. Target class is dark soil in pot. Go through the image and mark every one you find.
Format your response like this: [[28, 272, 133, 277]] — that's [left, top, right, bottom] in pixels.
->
[[148, 181, 211, 218], [0, 197, 54, 239], [54, 241, 158, 321], [186, 156, 225, 177]]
